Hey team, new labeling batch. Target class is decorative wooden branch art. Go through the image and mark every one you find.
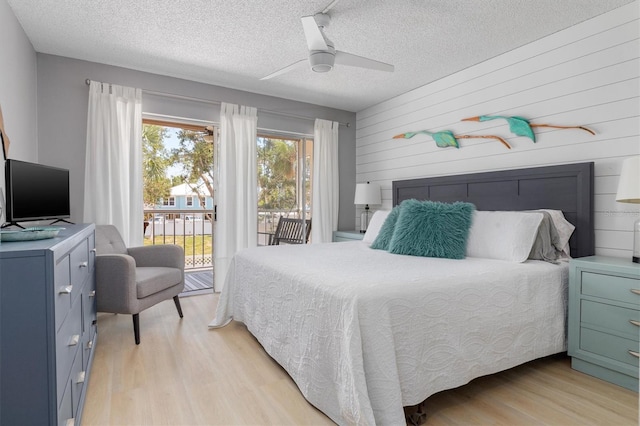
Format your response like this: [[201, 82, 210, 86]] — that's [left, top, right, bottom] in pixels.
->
[[461, 115, 595, 142], [393, 130, 511, 149]]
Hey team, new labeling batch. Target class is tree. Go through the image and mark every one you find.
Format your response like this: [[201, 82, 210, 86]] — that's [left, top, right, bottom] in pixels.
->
[[171, 129, 215, 211], [257, 137, 298, 212], [142, 124, 172, 211]]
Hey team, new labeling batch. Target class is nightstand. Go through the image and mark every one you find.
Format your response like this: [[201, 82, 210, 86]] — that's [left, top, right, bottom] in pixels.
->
[[568, 256, 640, 392], [333, 230, 365, 242]]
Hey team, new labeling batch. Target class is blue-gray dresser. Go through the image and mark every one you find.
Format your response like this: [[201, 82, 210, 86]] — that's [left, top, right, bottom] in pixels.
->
[[568, 255, 640, 392], [0, 224, 97, 425]]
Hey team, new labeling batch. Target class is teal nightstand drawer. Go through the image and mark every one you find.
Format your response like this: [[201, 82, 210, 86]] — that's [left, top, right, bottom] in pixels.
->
[[581, 300, 640, 341], [580, 328, 640, 369], [581, 271, 640, 304]]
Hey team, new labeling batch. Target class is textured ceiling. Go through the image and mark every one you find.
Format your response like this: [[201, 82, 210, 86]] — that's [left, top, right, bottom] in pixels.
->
[[7, 0, 633, 112]]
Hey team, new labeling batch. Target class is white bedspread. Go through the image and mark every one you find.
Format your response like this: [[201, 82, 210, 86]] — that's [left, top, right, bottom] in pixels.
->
[[211, 241, 569, 425]]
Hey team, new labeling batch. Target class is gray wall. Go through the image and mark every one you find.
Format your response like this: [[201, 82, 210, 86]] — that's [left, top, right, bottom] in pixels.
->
[[0, 0, 38, 223], [36, 54, 356, 229]]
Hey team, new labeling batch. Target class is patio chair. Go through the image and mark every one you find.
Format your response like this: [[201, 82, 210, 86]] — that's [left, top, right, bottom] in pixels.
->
[[268, 218, 312, 245], [95, 225, 185, 344]]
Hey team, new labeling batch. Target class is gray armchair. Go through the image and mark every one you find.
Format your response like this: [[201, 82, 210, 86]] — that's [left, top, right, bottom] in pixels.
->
[[95, 225, 185, 344]]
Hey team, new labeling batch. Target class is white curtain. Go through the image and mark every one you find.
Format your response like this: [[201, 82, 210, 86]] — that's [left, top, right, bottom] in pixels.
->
[[213, 102, 258, 292], [83, 81, 143, 246], [311, 119, 340, 243]]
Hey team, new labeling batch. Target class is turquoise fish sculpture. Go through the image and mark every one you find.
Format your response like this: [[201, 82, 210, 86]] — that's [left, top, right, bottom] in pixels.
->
[[461, 115, 595, 142], [393, 130, 511, 149]]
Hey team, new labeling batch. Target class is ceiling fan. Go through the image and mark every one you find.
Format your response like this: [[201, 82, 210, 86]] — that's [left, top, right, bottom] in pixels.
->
[[260, 13, 394, 80]]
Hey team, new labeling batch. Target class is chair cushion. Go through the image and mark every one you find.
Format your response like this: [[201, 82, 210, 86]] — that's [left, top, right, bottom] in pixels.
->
[[136, 267, 183, 299]]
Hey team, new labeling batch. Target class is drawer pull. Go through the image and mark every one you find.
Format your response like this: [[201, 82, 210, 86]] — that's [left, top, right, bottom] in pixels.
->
[[86, 340, 93, 350], [79, 261, 88, 268], [631, 289, 640, 295], [89, 290, 96, 298], [90, 248, 97, 253], [76, 371, 86, 384], [68, 334, 80, 346], [65, 419, 75, 426], [629, 350, 640, 358], [630, 320, 640, 327], [59, 285, 73, 295]]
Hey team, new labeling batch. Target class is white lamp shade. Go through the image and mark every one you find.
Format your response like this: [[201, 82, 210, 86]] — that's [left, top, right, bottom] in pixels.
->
[[354, 182, 381, 205], [616, 156, 640, 204]]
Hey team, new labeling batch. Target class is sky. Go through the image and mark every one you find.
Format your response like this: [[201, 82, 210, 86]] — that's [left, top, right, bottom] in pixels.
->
[[164, 126, 185, 179]]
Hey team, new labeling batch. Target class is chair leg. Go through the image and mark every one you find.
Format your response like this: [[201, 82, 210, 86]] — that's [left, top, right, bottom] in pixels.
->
[[173, 295, 184, 318], [132, 314, 140, 345]]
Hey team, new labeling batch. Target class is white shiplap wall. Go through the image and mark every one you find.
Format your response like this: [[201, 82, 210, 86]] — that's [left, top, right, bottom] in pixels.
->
[[356, 1, 640, 259]]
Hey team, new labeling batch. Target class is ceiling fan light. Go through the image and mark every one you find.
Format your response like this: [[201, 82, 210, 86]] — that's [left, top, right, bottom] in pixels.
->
[[309, 51, 335, 73], [312, 64, 332, 73]]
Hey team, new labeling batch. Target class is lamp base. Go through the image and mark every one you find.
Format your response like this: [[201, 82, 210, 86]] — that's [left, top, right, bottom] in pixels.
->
[[360, 206, 371, 233]]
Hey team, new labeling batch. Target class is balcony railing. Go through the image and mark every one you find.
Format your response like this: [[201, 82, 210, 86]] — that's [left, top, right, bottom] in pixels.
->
[[144, 209, 213, 271], [144, 208, 311, 269]]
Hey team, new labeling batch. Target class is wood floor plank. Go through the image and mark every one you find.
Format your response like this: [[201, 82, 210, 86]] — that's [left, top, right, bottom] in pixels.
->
[[83, 293, 638, 425]]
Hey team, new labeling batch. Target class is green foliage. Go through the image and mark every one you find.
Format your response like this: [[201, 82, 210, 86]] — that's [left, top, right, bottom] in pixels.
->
[[142, 125, 172, 207], [257, 137, 298, 211], [171, 130, 214, 207]]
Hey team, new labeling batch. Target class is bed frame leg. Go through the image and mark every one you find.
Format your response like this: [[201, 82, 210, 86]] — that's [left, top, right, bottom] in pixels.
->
[[405, 402, 427, 425]]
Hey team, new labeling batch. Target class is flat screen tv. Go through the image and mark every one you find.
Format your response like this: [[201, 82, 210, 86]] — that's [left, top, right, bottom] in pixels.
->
[[4, 159, 71, 225]]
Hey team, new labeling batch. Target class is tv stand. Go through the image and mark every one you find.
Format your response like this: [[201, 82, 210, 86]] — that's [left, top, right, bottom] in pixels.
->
[[1, 222, 25, 229], [1, 218, 75, 229], [50, 218, 75, 225]]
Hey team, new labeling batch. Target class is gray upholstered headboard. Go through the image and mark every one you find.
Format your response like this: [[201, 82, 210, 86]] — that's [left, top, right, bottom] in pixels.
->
[[392, 162, 594, 258]]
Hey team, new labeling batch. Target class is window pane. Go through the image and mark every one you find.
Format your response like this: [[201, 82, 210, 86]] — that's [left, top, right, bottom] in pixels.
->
[[257, 136, 313, 245]]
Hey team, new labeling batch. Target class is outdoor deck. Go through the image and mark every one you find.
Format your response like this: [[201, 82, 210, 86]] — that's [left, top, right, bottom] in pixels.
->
[[182, 269, 213, 296]]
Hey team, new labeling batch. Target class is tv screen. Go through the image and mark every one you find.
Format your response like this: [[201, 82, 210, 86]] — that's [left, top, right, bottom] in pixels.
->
[[4, 159, 71, 224]]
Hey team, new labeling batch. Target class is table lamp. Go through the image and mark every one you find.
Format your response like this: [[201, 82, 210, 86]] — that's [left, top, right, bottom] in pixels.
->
[[615, 156, 640, 263], [354, 182, 381, 233]]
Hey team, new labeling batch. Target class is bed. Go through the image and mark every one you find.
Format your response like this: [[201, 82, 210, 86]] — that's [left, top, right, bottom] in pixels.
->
[[211, 162, 594, 425]]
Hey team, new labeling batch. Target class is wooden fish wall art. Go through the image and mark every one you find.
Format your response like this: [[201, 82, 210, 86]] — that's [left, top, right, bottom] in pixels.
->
[[461, 115, 595, 143], [393, 130, 512, 149]]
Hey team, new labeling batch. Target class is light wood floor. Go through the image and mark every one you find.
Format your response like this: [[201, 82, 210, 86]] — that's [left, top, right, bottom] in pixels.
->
[[83, 293, 639, 425]]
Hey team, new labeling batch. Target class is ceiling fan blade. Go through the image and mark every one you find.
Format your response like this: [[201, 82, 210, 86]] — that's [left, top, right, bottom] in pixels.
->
[[260, 59, 308, 80], [335, 50, 394, 72], [301, 15, 328, 51]]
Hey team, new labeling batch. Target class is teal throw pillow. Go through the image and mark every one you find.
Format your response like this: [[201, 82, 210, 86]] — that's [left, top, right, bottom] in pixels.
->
[[388, 199, 475, 259], [370, 205, 401, 250]]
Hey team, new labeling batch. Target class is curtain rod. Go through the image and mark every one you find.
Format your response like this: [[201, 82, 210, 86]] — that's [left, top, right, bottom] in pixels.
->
[[85, 78, 349, 127]]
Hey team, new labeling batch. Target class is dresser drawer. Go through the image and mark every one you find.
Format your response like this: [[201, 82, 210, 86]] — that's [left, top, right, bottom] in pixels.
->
[[580, 327, 640, 369], [581, 271, 640, 304], [70, 349, 85, 418], [70, 239, 90, 297], [82, 281, 97, 370], [88, 232, 96, 271], [56, 298, 82, 401], [55, 256, 72, 332], [83, 324, 97, 371], [57, 377, 74, 426], [582, 300, 640, 341]]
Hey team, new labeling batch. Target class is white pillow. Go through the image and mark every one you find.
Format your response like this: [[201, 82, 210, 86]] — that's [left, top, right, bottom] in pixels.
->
[[466, 211, 544, 262], [362, 210, 391, 244]]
